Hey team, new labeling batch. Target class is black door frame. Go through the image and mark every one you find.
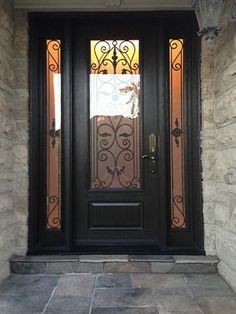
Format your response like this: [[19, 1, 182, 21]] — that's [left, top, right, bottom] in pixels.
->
[[28, 12, 204, 255]]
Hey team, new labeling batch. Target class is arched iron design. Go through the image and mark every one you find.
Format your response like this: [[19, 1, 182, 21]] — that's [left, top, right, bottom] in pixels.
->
[[91, 40, 139, 75]]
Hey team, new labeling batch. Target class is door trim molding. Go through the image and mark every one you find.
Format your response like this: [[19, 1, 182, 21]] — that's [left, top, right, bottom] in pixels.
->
[[14, 0, 192, 11]]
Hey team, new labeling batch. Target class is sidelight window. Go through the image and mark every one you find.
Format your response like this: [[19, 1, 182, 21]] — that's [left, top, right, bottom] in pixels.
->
[[46, 39, 62, 229], [169, 39, 186, 229]]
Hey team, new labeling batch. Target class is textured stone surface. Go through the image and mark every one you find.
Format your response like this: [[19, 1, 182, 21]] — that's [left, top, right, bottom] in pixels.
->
[[0, 273, 235, 313], [0, 1, 29, 283], [104, 262, 151, 273], [201, 1, 236, 292], [92, 288, 155, 307], [95, 273, 132, 288]]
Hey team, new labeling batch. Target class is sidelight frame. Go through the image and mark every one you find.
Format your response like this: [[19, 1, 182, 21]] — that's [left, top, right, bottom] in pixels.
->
[[28, 12, 203, 254]]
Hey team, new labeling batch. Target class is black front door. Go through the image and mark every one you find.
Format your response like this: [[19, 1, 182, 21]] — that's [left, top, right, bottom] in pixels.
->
[[29, 13, 203, 254], [73, 20, 165, 251]]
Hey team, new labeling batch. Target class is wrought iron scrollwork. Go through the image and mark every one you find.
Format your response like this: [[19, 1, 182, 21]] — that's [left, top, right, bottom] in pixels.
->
[[169, 38, 186, 229], [91, 40, 139, 75], [171, 195, 185, 228], [171, 118, 183, 147], [47, 195, 61, 229], [169, 39, 184, 71], [46, 39, 61, 229], [46, 40, 61, 72], [91, 115, 140, 189]]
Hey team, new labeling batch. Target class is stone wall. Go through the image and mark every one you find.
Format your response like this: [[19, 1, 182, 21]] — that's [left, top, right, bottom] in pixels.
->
[[202, 4, 236, 292], [0, 0, 28, 281]]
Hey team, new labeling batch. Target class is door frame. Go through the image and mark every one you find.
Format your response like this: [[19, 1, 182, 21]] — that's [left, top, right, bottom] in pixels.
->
[[28, 12, 204, 255]]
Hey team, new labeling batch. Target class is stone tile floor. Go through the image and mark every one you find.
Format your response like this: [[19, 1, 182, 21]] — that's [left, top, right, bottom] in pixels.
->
[[0, 273, 235, 313]]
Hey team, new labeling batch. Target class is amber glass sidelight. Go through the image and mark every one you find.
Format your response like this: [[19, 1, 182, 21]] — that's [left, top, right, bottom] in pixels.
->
[[169, 39, 186, 229], [90, 40, 141, 189], [46, 39, 62, 229]]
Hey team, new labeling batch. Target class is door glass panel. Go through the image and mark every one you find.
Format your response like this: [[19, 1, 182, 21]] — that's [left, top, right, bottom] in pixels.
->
[[90, 40, 141, 189], [169, 39, 186, 229], [46, 39, 62, 229]]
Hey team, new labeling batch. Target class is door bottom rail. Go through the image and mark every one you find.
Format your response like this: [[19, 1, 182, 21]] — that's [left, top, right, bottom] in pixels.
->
[[9, 255, 219, 274]]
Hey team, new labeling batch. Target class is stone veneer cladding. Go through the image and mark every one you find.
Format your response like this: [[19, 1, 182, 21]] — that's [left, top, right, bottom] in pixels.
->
[[0, 0, 235, 293], [201, 3, 236, 292], [0, 0, 28, 281]]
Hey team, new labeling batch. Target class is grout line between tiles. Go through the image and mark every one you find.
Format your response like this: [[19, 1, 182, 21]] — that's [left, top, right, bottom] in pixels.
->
[[42, 283, 58, 313], [89, 274, 98, 314]]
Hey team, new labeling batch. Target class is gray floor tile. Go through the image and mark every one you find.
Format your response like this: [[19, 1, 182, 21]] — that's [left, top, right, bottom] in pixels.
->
[[0, 292, 51, 314], [92, 307, 157, 314], [133, 274, 187, 289], [96, 273, 132, 288], [185, 274, 235, 296], [0, 274, 60, 296], [55, 274, 96, 296], [156, 295, 203, 313], [93, 288, 155, 307], [197, 296, 236, 314], [44, 295, 91, 314]]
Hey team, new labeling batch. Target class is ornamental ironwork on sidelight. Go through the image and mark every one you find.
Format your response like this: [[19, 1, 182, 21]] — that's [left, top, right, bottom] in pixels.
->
[[169, 39, 186, 229], [46, 39, 62, 229], [90, 40, 141, 189]]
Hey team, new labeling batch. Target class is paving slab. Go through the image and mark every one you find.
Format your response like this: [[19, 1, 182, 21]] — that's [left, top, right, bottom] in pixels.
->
[[185, 273, 235, 297], [79, 255, 129, 262], [129, 255, 174, 262], [76, 262, 103, 273], [197, 296, 236, 314], [104, 262, 151, 273], [95, 273, 132, 288], [155, 294, 203, 313], [93, 288, 155, 307], [44, 295, 91, 314], [0, 292, 50, 314], [0, 274, 60, 296], [151, 262, 175, 273], [10, 261, 47, 274], [55, 274, 96, 296], [0, 275, 60, 314], [132, 274, 187, 289], [0, 272, 235, 314], [91, 307, 157, 313], [46, 262, 78, 274], [174, 255, 219, 264]]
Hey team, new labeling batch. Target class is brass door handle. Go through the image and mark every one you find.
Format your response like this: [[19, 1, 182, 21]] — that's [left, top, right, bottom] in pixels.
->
[[142, 133, 158, 173], [142, 154, 156, 161]]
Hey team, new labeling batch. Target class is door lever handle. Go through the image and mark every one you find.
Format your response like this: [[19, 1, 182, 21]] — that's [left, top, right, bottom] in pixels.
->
[[142, 154, 156, 161], [142, 133, 158, 173]]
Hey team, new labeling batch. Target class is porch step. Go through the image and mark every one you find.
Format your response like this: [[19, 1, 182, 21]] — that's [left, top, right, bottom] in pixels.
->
[[9, 255, 219, 274]]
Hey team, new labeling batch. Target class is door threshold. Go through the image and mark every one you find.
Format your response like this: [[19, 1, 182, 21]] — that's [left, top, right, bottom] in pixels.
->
[[10, 255, 219, 274]]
